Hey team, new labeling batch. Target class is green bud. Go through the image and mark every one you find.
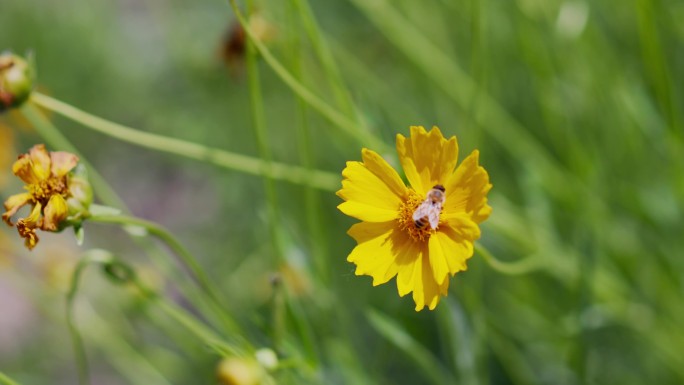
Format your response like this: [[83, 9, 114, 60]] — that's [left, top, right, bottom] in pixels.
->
[[103, 261, 136, 285], [66, 163, 94, 222], [0, 52, 33, 111]]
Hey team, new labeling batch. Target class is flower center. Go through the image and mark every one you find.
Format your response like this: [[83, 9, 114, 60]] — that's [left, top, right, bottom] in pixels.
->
[[28, 176, 69, 204], [398, 189, 437, 243]]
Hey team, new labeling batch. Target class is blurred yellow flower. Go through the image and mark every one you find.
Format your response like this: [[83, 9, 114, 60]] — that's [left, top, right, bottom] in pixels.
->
[[2, 144, 79, 250], [217, 357, 262, 385], [338, 126, 492, 311], [0, 123, 14, 189]]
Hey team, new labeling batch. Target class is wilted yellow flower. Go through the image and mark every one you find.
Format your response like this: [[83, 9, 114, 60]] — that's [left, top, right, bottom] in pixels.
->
[[2, 144, 82, 250], [338, 126, 492, 311]]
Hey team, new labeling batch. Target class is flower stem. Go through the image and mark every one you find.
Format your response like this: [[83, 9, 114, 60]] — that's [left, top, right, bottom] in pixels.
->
[[245, 0, 284, 264], [290, 0, 359, 120], [65, 252, 111, 385], [21, 101, 240, 340], [67, 250, 242, 359], [287, 0, 330, 283], [28, 92, 340, 191], [87, 214, 241, 336], [475, 243, 543, 275], [226, 0, 389, 153]]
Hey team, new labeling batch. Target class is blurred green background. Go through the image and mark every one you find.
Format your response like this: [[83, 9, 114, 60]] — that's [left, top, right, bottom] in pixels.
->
[[1, 0, 683, 384]]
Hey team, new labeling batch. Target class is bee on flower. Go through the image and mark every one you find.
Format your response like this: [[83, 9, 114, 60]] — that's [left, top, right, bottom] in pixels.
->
[[2, 144, 92, 250], [337, 126, 492, 311]]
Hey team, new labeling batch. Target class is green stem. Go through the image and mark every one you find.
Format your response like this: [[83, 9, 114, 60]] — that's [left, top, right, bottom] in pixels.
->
[[245, 0, 283, 264], [22, 101, 242, 340], [475, 243, 543, 275], [68, 250, 241, 358], [65, 252, 115, 385], [87, 214, 241, 335], [287, 0, 329, 282], [291, 0, 359, 120], [0, 372, 21, 385], [29, 93, 339, 192], [226, 0, 388, 153]]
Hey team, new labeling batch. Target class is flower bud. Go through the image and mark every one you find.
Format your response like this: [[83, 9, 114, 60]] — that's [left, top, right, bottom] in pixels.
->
[[254, 348, 278, 371], [0, 52, 33, 111], [65, 163, 94, 222]]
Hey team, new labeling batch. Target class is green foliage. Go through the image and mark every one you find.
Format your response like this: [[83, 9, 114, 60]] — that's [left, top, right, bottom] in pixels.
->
[[1, 0, 683, 384]]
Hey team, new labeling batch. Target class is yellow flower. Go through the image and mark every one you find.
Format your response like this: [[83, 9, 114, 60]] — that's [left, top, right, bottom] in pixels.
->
[[337, 126, 492, 311], [2, 144, 79, 250]]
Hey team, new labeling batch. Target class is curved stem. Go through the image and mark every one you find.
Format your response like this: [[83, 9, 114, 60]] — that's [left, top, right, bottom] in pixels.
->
[[291, 0, 359, 120], [226, 0, 389, 153], [87, 214, 241, 335], [29, 93, 340, 192], [475, 243, 543, 275], [67, 250, 242, 359], [65, 252, 114, 385]]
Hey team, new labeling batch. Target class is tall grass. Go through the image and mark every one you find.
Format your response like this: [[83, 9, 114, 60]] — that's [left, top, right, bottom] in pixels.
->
[[0, 0, 682, 384]]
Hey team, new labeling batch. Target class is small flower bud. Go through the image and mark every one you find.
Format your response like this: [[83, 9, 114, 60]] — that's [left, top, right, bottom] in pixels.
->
[[65, 163, 94, 223], [0, 52, 33, 111], [254, 348, 278, 371]]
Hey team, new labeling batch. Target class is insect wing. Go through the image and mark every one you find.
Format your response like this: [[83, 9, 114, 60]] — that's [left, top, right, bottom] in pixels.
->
[[428, 203, 442, 229], [412, 199, 432, 222]]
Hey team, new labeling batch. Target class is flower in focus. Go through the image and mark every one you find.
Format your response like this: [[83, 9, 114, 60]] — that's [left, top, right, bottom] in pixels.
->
[[2, 144, 90, 250], [337, 126, 492, 311]]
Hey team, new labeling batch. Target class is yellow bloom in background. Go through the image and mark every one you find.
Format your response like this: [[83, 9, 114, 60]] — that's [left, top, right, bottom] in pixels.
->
[[0, 123, 14, 189], [338, 126, 492, 311], [2, 144, 79, 250]]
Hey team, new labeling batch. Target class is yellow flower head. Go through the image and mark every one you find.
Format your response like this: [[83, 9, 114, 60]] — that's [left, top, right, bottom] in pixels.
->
[[337, 126, 492, 311], [2, 144, 81, 250]]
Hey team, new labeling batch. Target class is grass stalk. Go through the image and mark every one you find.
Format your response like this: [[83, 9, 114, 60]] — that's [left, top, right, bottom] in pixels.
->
[[245, 0, 284, 264], [29, 93, 340, 191]]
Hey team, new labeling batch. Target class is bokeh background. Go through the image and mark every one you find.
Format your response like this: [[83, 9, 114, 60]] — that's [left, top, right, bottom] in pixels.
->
[[1, 0, 683, 384]]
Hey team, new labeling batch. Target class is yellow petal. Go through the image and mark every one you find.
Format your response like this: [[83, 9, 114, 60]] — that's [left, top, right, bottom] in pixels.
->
[[28, 144, 52, 181], [427, 234, 451, 285], [395, 242, 449, 311], [12, 154, 41, 184], [15, 201, 42, 250], [2, 192, 31, 225], [429, 220, 479, 281], [441, 212, 481, 240], [443, 150, 492, 224], [396, 126, 458, 196], [19, 201, 43, 228], [337, 149, 407, 222], [42, 194, 68, 231], [50, 151, 79, 178], [17, 225, 39, 250], [347, 221, 407, 286]]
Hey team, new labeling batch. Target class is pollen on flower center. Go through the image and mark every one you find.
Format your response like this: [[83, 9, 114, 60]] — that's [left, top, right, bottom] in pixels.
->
[[28, 177, 68, 203], [398, 190, 437, 242]]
